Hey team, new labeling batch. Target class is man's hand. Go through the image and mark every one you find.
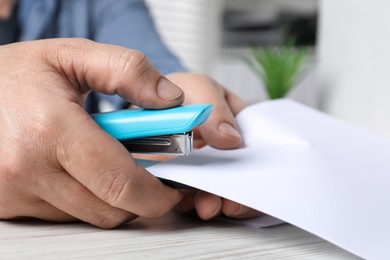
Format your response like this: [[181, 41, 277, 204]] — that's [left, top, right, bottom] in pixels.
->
[[166, 73, 262, 220], [0, 39, 184, 228]]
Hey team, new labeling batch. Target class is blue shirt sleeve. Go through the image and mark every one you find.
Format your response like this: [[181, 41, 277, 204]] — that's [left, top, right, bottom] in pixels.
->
[[91, 0, 187, 75], [16, 0, 187, 112]]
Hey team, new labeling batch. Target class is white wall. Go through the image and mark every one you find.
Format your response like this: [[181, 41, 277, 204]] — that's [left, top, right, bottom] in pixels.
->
[[319, 0, 390, 138], [145, 0, 224, 73]]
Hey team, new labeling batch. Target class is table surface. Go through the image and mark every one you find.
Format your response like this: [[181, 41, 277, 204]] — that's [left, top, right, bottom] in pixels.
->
[[0, 212, 359, 259]]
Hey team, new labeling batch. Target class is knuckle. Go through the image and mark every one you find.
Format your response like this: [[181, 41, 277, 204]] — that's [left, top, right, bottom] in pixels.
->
[[96, 216, 122, 229], [107, 48, 159, 104], [30, 117, 58, 140], [23, 116, 61, 153], [113, 49, 156, 85], [100, 170, 133, 207], [115, 49, 147, 76], [95, 209, 130, 229]]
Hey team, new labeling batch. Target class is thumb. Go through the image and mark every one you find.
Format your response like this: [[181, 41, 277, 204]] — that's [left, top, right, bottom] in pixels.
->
[[40, 38, 184, 109]]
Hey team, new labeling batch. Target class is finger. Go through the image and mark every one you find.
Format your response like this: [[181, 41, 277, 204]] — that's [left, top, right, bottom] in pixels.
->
[[0, 190, 77, 222], [175, 190, 197, 213], [187, 191, 262, 220], [14, 200, 78, 223], [192, 128, 207, 149], [192, 88, 246, 149], [36, 170, 136, 229], [37, 38, 184, 109], [193, 191, 222, 220], [56, 104, 182, 219], [221, 199, 263, 219], [195, 84, 243, 150], [165, 73, 243, 149]]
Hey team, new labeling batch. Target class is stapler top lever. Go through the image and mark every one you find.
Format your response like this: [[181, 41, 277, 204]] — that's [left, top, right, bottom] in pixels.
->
[[92, 104, 213, 156]]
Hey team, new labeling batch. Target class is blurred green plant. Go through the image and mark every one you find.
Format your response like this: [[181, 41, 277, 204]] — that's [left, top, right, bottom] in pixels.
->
[[245, 44, 311, 99]]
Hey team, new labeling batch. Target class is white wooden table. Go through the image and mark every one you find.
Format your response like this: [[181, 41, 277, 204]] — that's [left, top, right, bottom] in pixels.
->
[[0, 212, 359, 259]]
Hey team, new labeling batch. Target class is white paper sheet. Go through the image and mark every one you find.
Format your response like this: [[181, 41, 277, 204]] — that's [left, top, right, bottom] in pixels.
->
[[150, 99, 390, 259], [135, 159, 284, 228]]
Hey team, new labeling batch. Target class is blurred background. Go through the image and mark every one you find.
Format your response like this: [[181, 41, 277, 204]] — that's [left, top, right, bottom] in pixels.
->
[[146, 0, 390, 139]]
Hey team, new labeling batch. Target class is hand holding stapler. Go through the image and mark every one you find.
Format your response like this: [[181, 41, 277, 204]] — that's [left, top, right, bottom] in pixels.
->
[[92, 104, 213, 156]]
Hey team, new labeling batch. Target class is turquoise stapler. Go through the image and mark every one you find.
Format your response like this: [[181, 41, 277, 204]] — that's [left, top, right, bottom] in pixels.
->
[[92, 104, 213, 156]]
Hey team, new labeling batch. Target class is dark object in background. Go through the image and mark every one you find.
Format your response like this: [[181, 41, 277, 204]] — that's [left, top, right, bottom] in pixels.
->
[[223, 11, 317, 47], [280, 13, 317, 46]]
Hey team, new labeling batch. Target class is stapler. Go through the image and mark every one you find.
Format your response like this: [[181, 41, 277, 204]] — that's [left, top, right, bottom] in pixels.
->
[[92, 104, 213, 156]]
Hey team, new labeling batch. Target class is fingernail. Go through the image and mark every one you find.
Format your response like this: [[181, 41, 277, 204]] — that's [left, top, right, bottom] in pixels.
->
[[233, 205, 250, 216], [157, 76, 183, 101], [218, 122, 242, 139]]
